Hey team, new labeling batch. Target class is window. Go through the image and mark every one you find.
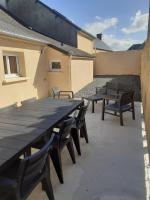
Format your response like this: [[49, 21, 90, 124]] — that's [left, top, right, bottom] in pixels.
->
[[50, 60, 62, 71], [3, 54, 20, 78]]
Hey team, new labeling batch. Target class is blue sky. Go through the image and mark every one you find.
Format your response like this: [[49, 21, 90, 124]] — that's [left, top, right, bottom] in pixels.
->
[[41, 0, 149, 50]]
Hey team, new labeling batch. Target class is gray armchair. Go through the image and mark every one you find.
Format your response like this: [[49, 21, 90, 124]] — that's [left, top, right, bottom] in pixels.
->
[[52, 87, 74, 99]]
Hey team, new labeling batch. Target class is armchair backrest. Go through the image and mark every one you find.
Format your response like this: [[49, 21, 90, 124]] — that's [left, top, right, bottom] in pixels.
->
[[17, 135, 54, 198], [118, 83, 133, 94], [120, 91, 134, 106], [106, 82, 119, 96], [52, 87, 60, 97]]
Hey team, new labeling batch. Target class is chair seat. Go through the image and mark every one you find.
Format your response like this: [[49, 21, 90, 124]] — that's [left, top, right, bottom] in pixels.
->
[[106, 103, 131, 112]]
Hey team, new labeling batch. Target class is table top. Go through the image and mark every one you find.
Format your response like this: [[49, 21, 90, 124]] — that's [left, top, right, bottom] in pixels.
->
[[84, 94, 103, 101], [0, 98, 82, 173]]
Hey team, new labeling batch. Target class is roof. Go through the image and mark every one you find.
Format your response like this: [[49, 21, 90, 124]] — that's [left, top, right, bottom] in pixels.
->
[[128, 42, 145, 51], [48, 43, 95, 58], [95, 38, 112, 51], [37, 0, 95, 40], [0, 6, 94, 59]]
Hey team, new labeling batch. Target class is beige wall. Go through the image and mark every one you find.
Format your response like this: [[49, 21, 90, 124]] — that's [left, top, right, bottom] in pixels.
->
[[0, 35, 49, 108], [95, 50, 141, 76], [47, 48, 71, 95], [77, 33, 94, 54], [141, 37, 150, 155], [0, 35, 94, 108], [71, 59, 93, 93]]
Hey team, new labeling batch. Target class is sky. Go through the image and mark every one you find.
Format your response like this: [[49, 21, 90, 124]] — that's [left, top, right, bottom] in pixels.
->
[[41, 0, 149, 51]]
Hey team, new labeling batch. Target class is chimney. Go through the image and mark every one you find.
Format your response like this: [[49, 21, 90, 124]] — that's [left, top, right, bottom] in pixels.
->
[[97, 33, 103, 40]]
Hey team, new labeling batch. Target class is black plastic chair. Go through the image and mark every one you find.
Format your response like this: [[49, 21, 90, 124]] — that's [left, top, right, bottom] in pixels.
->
[[0, 135, 55, 200], [52, 87, 74, 99], [102, 91, 135, 126], [70, 101, 90, 156], [33, 118, 76, 184]]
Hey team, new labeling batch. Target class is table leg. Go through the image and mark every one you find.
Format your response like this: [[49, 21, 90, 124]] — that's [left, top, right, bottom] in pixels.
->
[[102, 99, 105, 120], [92, 101, 95, 113]]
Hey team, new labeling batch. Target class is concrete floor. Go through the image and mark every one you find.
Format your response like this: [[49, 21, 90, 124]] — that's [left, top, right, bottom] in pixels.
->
[[28, 102, 149, 200]]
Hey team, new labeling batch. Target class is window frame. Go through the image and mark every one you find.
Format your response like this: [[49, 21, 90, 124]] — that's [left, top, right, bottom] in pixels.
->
[[49, 60, 62, 72], [3, 53, 20, 78]]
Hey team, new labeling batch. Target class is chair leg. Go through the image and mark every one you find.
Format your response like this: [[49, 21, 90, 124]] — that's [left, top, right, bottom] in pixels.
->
[[120, 112, 123, 126], [92, 101, 95, 113], [42, 159, 55, 200], [50, 148, 64, 184], [24, 148, 31, 157], [102, 99, 105, 120], [42, 177, 55, 200], [114, 111, 117, 116], [66, 140, 76, 164], [71, 128, 81, 155], [106, 99, 109, 105], [132, 102, 135, 120], [80, 122, 89, 143]]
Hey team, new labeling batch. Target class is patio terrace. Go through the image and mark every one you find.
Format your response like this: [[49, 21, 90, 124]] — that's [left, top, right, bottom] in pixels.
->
[[28, 101, 149, 200]]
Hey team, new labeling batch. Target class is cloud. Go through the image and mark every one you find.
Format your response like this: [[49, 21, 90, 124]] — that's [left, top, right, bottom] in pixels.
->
[[84, 16, 119, 36], [121, 10, 149, 34], [103, 34, 142, 51]]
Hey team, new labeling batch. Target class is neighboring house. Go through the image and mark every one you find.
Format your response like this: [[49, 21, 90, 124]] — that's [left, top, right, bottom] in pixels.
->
[[128, 42, 145, 51], [93, 33, 113, 76], [0, 6, 94, 108], [94, 34, 112, 53], [77, 31, 95, 54], [1, 0, 96, 52]]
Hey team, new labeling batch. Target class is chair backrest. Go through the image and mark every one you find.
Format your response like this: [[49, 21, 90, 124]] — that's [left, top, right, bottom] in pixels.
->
[[52, 87, 60, 97], [58, 118, 74, 145], [118, 83, 133, 93], [17, 134, 54, 198], [106, 82, 119, 95], [120, 91, 134, 106], [76, 103, 89, 127]]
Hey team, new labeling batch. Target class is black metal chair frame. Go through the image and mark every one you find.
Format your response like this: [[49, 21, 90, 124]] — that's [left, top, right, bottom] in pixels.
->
[[102, 91, 135, 126], [52, 87, 74, 99], [70, 101, 90, 156], [50, 118, 76, 184], [33, 118, 76, 184], [0, 135, 55, 200]]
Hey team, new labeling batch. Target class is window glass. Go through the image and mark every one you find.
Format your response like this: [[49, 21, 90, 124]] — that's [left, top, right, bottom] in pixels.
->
[[9, 56, 18, 74], [3, 56, 8, 74], [52, 62, 61, 70], [3, 54, 19, 78]]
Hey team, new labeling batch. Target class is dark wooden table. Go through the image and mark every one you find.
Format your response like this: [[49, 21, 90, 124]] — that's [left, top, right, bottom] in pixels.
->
[[0, 98, 83, 173], [84, 94, 103, 113]]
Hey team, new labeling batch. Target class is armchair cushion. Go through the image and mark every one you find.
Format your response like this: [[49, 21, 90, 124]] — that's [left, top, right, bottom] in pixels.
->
[[106, 103, 131, 112]]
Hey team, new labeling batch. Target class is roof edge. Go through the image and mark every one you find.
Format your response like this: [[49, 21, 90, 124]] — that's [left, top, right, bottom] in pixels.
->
[[0, 4, 76, 46], [38, 0, 95, 40]]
